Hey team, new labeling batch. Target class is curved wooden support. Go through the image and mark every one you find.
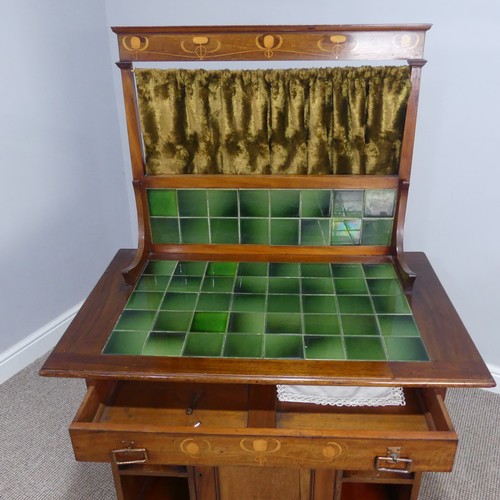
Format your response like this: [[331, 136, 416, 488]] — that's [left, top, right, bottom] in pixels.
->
[[122, 180, 150, 285], [117, 62, 150, 284], [393, 180, 416, 291]]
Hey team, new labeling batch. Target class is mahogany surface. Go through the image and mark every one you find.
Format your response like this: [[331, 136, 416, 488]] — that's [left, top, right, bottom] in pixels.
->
[[40, 250, 494, 388]]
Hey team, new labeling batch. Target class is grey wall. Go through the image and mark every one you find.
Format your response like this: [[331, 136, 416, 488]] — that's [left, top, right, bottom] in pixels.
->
[[104, 0, 500, 368], [0, 0, 133, 352]]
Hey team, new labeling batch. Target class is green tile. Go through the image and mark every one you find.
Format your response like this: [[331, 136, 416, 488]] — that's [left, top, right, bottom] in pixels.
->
[[270, 190, 300, 217], [265, 335, 303, 359], [167, 276, 202, 292], [301, 190, 331, 218], [180, 218, 210, 244], [341, 315, 380, 336], [231, 294, 267, 312], [147, 189, 178, 216], [305, 336, 345, 360], [267, 294, 301, 313], [103, 330, 148, 355], [302, 295, 337, 314], [228, 312, 265, 334], [333, 190, 363, 217], [154, 311, 193, 332], [183, 333, 224, 357], [177, 190, 207, 217], [224, 334, 263, 358], [160, 292, 198, 310], [301, 278, 334, 295], [237, 262, 268, 276], [115, 311, 157, 331], [270, 219, 299, 245], [337, 296, 374, 314], [378, 315, 420, 337], [367, 278, 404, 295], [331, 264, 364, 278], [331, 219, 361, 245], [234, 276, 268, 294], [303, 314, 340, 335], [363, 263, 397, 279], [345, 337, 386, 360], [269, 263, 300, 277], [372, 295, 411, 314], [208, 190, 238, 217], [300, 219, 330, 245], [268, 278, 300, 294], [201, 277, 235, 293], [334, 278, 369, 295], [174, 261, 207, 276], [196, 293, 231, 311], [364, 190, 396, 217], [191, 312, 228, 333], [125, 292, 163, 310], [206, 262, 238, 276], [266, 313, 302, 334], [384, 337, 429, 361], [150, 218, 180, 244], [143, 260, 177, 275], [301, 263, 332, 277], [240, 219, 270, 245], [240, 190, 269, 217], [143, 332, 185, 356], [361, 219, 393, 245], [210, 218, 239, 244]]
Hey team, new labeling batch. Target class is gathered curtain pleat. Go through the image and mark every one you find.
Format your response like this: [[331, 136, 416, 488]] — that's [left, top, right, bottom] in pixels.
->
[[135, 66, 411, 175]]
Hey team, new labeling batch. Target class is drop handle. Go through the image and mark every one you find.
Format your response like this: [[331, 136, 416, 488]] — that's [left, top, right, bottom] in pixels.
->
[[374, 447, 413, 474]]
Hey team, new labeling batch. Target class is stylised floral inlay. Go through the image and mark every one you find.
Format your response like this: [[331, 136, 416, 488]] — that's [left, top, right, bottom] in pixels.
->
[[317, 34, 357, 59], [122, 35, 150, 53], [180, 438, 212, 457], [240, 438, 282, 465], [180, 36, 222, 60], [255, 34, 283, 59]]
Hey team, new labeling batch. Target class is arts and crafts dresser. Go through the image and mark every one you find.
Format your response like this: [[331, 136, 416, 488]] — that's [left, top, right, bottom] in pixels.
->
[[40, 25, 494, 499]]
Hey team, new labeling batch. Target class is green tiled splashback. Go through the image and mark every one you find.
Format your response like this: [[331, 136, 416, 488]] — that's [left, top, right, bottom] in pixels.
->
[[103, 260, 429, 362], [148, 189, 397, 246]]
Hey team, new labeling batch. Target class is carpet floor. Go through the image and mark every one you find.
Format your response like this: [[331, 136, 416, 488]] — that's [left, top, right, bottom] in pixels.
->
[[1, 354, 498, 499]]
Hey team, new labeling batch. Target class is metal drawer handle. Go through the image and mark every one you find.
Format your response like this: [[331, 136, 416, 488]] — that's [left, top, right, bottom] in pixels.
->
[[374, 447, 412, 474], [111, 444, 148, 466]]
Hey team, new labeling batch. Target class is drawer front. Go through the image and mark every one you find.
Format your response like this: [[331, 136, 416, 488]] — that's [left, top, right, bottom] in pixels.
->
[[70, 384, 457, 472], [70, 426, 456, 472]]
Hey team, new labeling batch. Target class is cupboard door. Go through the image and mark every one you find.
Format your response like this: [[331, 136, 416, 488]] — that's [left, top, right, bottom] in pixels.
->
[[217, 466, 309, 500]]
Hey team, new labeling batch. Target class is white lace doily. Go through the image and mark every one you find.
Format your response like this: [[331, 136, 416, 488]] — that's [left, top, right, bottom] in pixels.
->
[[276, 385, 406, 407]]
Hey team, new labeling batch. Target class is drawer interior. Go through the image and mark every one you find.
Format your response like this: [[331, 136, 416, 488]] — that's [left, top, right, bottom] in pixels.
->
[[78, 381, 452, 434]]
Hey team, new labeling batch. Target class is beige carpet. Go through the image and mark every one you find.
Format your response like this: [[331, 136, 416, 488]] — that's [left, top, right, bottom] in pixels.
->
[[1, 354, 499, 499]]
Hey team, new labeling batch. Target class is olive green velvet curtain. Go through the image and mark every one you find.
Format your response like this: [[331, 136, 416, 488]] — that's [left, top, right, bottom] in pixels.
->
[[135, 66, 411, 175]]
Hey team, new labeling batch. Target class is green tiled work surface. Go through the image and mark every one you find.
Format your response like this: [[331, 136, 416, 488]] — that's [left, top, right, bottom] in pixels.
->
[[103, 260, 429, 361], [148, 189, 396, 246]]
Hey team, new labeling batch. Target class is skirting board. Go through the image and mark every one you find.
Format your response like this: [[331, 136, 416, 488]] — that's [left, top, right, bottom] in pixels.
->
[[0, 302, 83, 384]]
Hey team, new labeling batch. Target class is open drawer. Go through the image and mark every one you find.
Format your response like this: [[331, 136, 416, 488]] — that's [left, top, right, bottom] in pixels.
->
[[70, 381, 457, 473]]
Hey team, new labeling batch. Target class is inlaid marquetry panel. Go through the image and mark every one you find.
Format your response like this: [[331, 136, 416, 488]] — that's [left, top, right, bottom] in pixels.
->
[[113, 25, 430, 62]]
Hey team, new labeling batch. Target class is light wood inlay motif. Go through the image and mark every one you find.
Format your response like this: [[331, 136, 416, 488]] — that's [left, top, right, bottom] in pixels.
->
[[177, 435, 346, 466], [180, 437, 212, 457], [180, 36, 222, 60], [240, 438, 282, 465], [393, 33, 420, 50], [121, 35, 150, 55], [317, 34, 357, 59], [255, 34, 283, 59]]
